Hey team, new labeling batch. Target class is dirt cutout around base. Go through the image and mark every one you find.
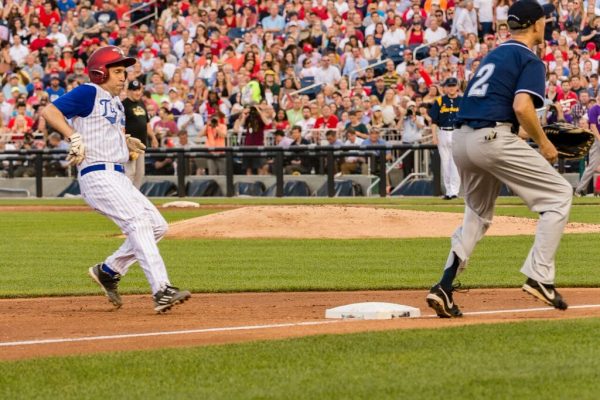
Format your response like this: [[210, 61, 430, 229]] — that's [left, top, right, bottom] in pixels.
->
[[167, 205, 600, 239]]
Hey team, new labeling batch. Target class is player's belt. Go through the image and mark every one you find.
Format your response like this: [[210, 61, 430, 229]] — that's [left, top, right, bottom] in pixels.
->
[[440, 127, 454, 131], [80, 163, 125, 177]]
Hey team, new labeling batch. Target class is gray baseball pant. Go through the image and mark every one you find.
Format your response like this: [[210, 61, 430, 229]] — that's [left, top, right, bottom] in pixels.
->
[[575, 138, 600, 194], [445, 124, 572, 284]]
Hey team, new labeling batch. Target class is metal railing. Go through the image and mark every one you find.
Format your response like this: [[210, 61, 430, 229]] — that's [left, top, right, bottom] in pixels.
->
[[124, 0, 160, 28], [0, 144, 438, 198]]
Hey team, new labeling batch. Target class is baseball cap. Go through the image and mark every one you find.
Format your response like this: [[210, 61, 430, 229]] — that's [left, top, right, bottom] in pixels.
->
[[549, 39, 558, 46], [34, 82, 43, 90], [128, 80, 142, 90], [507, 0, 552, 30], [372, 105, 382, 112], [303, 43, 313, 53], [443, 77, 459, 87], [587, 42, 596, 51]]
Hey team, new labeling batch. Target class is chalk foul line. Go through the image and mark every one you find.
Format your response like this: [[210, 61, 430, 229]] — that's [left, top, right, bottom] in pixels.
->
[[2, 304, 600, 348]]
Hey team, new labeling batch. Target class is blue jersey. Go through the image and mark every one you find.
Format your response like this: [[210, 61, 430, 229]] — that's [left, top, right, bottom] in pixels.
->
[[457, 40, 545, 130]]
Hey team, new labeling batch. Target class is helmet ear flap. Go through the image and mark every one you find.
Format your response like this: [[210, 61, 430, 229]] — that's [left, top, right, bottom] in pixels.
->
[[89, 68, 107, 84]]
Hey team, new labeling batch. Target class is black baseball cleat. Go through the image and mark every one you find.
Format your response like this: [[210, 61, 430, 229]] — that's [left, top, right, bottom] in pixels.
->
[[522, 278, 568, 310], [89, 264, 123, 308], [426, 284, 463, 318], [153, 285, 191, 313]]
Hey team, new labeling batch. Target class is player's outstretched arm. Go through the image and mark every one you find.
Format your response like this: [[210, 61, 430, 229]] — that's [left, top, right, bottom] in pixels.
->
[[514, 93, 558, 164], [41, 104, 85, 165]]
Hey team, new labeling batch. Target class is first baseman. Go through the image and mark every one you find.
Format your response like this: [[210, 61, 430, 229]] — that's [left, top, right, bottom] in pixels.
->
[[426, 0, 572, 318], [41, 46, 191, 313]]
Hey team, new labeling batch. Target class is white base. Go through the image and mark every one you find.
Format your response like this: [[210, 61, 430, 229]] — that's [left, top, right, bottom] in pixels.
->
[[325, 302, 421, 320], [162, 201, 199, 208]]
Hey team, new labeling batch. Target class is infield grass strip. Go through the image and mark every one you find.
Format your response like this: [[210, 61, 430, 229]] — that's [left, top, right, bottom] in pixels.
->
[[1, 209, 600, 296], [1, 318, 599, 399]]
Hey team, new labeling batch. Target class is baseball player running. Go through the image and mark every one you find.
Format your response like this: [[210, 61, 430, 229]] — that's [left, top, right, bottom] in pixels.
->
[[41, 46, 191, 313], [426, 0, 572, 318], [428, 77, 462, 200], [574, 101, 600, 196]]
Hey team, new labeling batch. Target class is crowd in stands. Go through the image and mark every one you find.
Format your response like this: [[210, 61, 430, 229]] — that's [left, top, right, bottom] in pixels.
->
[[0, 0, 599, 177]]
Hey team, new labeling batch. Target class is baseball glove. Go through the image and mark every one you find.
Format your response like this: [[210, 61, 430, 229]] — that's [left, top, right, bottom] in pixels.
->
[[126, 134, 146, 161], [543, 122, 595, 160]]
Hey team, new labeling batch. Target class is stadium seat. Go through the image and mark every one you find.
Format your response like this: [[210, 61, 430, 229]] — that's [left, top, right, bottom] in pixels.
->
[[415, 46, 430, 61], [390, 179, 434, 196], [58, 180, 80, 197], [264, 180, 311, 197], [186, 180, 223, 197], [0, 188, 30, 197], [383, 45, 404, 65], [315, 179, 364, 197], [300, 77, 322, 99], [139, 180, 178, 197], [234, 181, 266, 196], [227, 28, 244, 40]]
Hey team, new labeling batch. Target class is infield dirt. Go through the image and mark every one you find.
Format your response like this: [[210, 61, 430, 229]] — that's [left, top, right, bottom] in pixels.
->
[[2, 288, 600, 361]]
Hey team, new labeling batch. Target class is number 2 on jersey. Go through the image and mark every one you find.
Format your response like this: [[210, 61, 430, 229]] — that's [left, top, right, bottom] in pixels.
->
[[467, 64, 495, 97]]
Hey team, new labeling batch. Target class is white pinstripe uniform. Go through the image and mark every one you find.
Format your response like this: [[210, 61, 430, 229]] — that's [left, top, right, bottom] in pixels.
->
[[68, 83, 171, 294]]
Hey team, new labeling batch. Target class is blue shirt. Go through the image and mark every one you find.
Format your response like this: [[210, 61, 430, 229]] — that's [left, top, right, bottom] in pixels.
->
[[458, 40, 545, 130], [261, 15, 286, 32], [52, 84, 96, 118]]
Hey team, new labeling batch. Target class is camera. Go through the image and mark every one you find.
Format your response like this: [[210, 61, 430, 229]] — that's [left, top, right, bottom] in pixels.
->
[[210, 118, 218, 127], [406, 108, 414, 116]]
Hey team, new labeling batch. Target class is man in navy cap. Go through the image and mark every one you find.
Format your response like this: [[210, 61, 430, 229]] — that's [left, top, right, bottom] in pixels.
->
[[428, 77, 462, 200], [426, 0, 571, 317]]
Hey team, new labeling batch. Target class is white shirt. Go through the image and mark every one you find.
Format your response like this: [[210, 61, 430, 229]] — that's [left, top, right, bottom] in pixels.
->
[[402, 116, 425, 143], [474, 0, 493, 23], [314, 66, 341, 86], [9, 44, 29, 66], [455, 8, 478, 36], [424, 26, 448, 44], [381, 28, 406, 47], [344, 137, 364, 162], [48, 32, 69, 47], [177, 112, 204, 140]]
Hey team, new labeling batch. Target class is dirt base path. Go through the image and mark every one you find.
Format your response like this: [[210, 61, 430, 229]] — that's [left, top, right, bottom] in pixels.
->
[[1, 288, 600, 361]]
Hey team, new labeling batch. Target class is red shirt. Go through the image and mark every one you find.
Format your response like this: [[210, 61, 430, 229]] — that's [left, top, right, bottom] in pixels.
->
[[39, 9, 61, 27], [30, 38, 51, 52], [314, 115, 339, 129]]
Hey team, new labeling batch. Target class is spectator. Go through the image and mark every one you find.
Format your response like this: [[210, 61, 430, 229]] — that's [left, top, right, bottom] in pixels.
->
[[45, 132, 69, 177], [177, 101, 204, 143], [314, 54, 341, 86], [201, 111, 227, 175], [9, 35, 28, 67], [234, 104, 271, 175], [424, 17, 448, 44], [285, 125, 311, 174], [153, 107, 179, 145]]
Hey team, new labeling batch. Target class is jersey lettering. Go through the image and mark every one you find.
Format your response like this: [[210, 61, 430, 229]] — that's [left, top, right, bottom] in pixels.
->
[[99, 99, 119, 124], [468, 64, 495, 97]]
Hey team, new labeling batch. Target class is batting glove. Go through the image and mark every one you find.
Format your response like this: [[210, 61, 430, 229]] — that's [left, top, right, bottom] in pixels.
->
[[66, 132, 85, 166], [126, 134, 146, 160]]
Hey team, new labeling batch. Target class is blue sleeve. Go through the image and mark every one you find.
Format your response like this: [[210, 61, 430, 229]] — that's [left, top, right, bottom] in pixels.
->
[[515, 59, 545, 109], [52, 84, 96, 119]]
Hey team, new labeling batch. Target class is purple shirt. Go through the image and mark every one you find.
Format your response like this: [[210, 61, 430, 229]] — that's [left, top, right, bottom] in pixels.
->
[[588, 104, 600, 130]]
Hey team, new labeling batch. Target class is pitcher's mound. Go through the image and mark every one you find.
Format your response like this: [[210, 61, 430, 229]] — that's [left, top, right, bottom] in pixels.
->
[[166, 205, 600, 239]]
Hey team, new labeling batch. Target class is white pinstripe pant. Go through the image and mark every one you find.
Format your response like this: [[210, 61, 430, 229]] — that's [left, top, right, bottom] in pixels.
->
[[79, 166, 170, 294]]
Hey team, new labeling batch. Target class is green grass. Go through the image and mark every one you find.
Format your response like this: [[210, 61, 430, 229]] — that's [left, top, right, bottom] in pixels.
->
[[1, 318, 599, 399], [2, 203, 600, 297]]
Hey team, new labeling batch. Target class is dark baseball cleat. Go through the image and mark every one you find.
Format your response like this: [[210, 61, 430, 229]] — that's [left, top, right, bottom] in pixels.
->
[[522, 278, 568, 310], [88, 264, 123, 308], [426, 284, 463, 318], [153, 285, 191, 313]]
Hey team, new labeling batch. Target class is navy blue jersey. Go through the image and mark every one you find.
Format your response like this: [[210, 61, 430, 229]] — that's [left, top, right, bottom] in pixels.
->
[[457, 40, 545, 129], [429, 95, 462, 129]]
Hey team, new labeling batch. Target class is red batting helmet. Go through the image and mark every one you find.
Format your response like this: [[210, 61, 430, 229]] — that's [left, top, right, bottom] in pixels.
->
[[87, 45, 136, 85]]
